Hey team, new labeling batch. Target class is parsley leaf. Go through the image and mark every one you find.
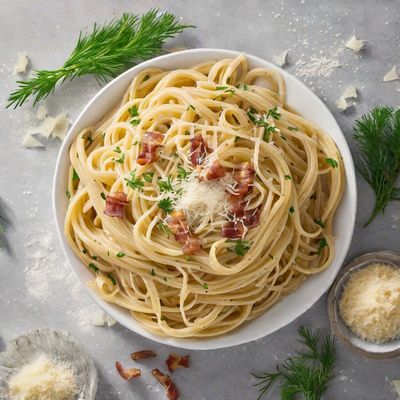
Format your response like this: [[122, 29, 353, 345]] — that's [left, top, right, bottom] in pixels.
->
[[66, 190, 71, 199], [177, 166, 190, 180], [325, 158, 339, 168], [227, 239, 251, 257], [203, 283, 209, 290], [317, 238, 327, 255], [100, 192, 106, 200], [143, 172, 154, 182], [108, 273, 117, 285], [115, 152, 125, 164], [125, 171, 144, 190], [289, 206, 295, 214], [72, 169, 79, 181], [88, 263, 99, 273], [267, 106, 281, 120], [284, 175, 291, 180], [158, 176, 174, 192], [129, 104, 139, 117], [315, 219, 326, 229], [116, 252, 125, 258]]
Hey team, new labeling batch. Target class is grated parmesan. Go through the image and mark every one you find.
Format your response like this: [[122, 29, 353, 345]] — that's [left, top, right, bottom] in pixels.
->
[[13, 52, 29, 75], [174, 172, 231, 229], [339, 263, 400, 343], [8, 353, 78, 400]]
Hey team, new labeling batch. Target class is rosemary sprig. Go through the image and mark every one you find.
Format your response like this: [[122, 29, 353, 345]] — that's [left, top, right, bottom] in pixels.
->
[[353, 106, 400, 226], [252, 327, 336, 400], [7, 10, 193, 108]]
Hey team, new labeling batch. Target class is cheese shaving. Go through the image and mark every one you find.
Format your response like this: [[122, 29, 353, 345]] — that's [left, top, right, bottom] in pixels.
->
[[36, 105, 48, 121], [339, 263, 400, 343], [8, 353, 78, 400], [345, 35, 365, 53], [92, 311, 117, 327], [13, 52, 29, 75], [383, 66, 399, 82], [22, 134, 44, 148], [52, 112, 70, 140], [27, 112, 69, 140], [272, 50, 289, 67], [175, 173, 231, 229], [335, 86, 358, 111]]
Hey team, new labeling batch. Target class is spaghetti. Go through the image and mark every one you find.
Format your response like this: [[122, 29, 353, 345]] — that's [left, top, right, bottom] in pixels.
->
[[64, 55, 345, 338]]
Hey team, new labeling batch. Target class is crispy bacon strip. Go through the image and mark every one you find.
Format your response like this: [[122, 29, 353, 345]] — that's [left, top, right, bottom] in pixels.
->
[[104, 192, 128, 218], [221, 221, 245, 239], [137, 131, 164, 165], [166, 354, 190, 373], [204, 160, 226, 180], [232, 162, 255, 195], [115, 361, 141, 380], [131, 350, 157, 361], [152, 368, 179, 400], [189, 133, 210, 166], [166, 210, 201, 255]]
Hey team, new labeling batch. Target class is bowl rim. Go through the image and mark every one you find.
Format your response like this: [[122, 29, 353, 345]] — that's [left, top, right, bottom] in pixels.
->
[[327, 251, 400, 360], [53, 48, 357, 350]]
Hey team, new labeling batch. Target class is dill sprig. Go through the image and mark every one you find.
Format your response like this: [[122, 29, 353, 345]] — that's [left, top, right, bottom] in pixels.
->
[[353, 106, 400, 226], [7, 10, 193, 108], [252, 327, 336, 400]]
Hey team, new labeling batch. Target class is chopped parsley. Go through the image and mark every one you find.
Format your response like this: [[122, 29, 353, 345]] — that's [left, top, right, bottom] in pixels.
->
[[288, 126, 299, 131], [157, 222, 171, 238], [150, 268, 156, 276], [91, 255, 97, 260], [188, 104, 196, 111], [129, 105, 139, 117], [267, 106, 281, 120], [108, 273, 117, 285], [130, 118, 141, 126], [284, 175, 292, 180], [133, 140, 139, 145], [72, 169, 79, 181], [317, 238, 328, 255], [88, 263, 99, 273], [203, 283, 209, 290], [240, 83, 249, 91], [100, 192, 106, 200], [142, 74, 150, 82], [216, 86, 228, 90], [325, 158, 339, 168], [66, 190, 71, 199], [227, 239, 251, 257], [143, 172, 154, 183], [315, 219, 326, 229], [247, 107, 277, 142], [114, 152, 125, 164], [158, 198, 174, 214], [116, 252, 125, 258], [125, 171, 144, 190], [114, 146, 122, 153], [281, 134, 288, 141], [289, 206, 295, 214], [177, 166, 190, 180], [158, 176, 174, 192]]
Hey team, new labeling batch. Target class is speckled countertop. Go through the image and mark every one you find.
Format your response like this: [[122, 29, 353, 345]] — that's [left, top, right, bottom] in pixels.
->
[[1, 1, 400, 399]]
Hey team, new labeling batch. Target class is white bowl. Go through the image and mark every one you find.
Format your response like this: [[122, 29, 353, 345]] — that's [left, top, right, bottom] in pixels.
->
[[53, 49, 357, 350]]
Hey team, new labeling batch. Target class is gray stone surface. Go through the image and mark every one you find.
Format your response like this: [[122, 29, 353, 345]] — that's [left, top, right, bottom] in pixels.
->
[[1, 0, 400, 399]]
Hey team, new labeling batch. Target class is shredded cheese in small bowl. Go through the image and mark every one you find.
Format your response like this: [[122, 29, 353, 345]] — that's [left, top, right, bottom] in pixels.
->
[[328, 251, 400, 359]]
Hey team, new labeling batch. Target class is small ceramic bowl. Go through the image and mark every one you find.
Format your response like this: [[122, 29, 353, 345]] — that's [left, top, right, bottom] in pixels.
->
[[0, 329, 97, 399], [328, 251, 400, 359]]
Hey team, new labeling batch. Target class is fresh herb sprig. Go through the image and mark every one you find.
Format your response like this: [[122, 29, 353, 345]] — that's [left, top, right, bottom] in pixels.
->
[[252, 327, 336, 400], [7, 10, 193, 108], [353, 106, 400, 226]]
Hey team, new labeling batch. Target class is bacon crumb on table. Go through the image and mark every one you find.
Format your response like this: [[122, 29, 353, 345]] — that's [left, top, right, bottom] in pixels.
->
[[131, 350, 157, 360], [115, 361, 141, 380], [166, 353, 190, 373], [151, 368, 179, 400]]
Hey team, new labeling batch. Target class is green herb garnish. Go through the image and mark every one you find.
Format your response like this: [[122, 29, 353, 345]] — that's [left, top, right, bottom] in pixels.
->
[[158, 198, 174, 214], [284, 175, 291, 180], [177, 166, 190, 180], [143, 172, 154, 182], [216, 86, 228, 90], [188, 104, 196, 111], [158, 176, 174, 192], [88, 263, 99, 273], [315, 219, 326, 229], [317, 238, 327, 255], [7, 10, 193, 108], [252, 327, 336, 400], [116, 252, 125, 258], [114, 152, 125, 164], [202, 283, 209, 290], [266, 106, 281, 120], [227, 239, 251, 257], [72, 169, 79, 181], [150, 268, 156, 276], [353, 107, 400, 226], [157, 222, 171, 238], [325, 158, 338, 168], [100, 192, 106, 200], [108, 274, 117, 285], [125, 171, 144, 190], [129, 104, 139, 117], [288, 126, 299, 131], [289, 206, 295, 214], [130, 118, 141, 126], [114, 146, 122, 153], [66, 190, 71, 199]]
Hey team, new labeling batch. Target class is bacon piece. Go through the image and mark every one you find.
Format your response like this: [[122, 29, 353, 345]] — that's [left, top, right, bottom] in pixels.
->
[[221, 221, 245, 239], [166, 354, 190, 373], [131, 350, 157, 361], [232, 162, 255, 195], [115, 361, 141, 380], [166, 210, 201, 255], [204, 160, 226, 180], [241, 208, 261, 228], [189, 134, 210, 166], [104, 192, 129, 218], [151, 368, 179, 400], [137, 131, 164, 165]]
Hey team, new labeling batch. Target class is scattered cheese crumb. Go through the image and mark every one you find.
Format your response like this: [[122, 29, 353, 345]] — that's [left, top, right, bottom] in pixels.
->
[[26, 112, 69, 142], [36, 105, 48, 121], [339, 263, 400, 343], [295, 56, 340, 79], [8, 353, 78, 400], [13, 52, 29, 75], [22, 134, 44, 148], [336, 86, 358, 111], [52, 112, 70, 140], [92, 311, 117, 327], [392, 380, 400, 396], [383, 66, 399, 82], [345, 35, 365, 53], [272, 50, 289, 67]]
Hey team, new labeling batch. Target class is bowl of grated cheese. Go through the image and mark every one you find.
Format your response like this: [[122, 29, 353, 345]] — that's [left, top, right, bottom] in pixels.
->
[[328, 251, 400, 359]]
